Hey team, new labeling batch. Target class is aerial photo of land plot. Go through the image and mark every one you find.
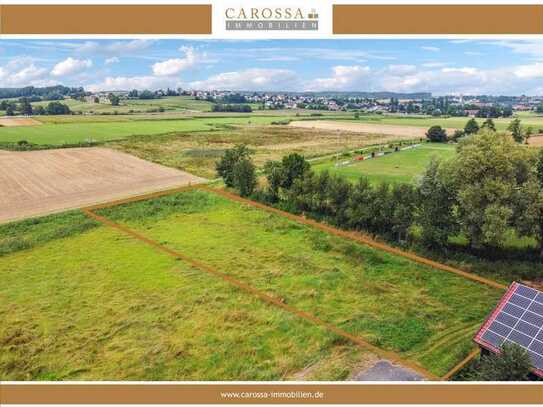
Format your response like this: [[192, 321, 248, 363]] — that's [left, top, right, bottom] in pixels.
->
[[1, 39, 543, 382]]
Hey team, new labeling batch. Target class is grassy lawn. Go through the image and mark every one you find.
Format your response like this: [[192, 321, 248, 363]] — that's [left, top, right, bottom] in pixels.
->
[[0, 211, 370, 381], [312, 143, 456, 184], [96, 189, 503, 377]]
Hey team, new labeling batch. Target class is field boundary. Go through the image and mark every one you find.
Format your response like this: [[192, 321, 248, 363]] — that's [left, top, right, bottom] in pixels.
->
[[82, 207, 440, 381], [80, 184, 507, 380], [197, 186, 507, 291]]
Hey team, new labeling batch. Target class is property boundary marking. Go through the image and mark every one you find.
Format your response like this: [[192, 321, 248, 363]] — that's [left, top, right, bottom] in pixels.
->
[[81, 185, 508, 380], [197, 186, 507, 291], [441, 348, 480, 381], [82, 207, 440, 381]]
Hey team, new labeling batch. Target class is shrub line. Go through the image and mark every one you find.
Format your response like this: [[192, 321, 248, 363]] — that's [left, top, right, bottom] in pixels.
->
[[81, 207, 440, 381]]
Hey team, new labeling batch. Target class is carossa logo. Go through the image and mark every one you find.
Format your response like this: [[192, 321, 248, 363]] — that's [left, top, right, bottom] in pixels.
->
[[225, 7, 319, 31]]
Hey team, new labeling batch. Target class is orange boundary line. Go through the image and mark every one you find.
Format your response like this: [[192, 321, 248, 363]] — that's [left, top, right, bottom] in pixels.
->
[[441, 348, 480, 381], [197, 186, 507, 291], [83, 185, 198, 211], [82, 184, 506, 380], [82, 207, 440, 381]]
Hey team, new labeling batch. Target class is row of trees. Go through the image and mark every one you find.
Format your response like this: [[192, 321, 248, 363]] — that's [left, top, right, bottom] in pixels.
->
[[0, 85, 84, 100], [0, 100, 71, 116], [427, 118, 538, 144], [211, 104, 252, 113], [218, 132, 543, 258]]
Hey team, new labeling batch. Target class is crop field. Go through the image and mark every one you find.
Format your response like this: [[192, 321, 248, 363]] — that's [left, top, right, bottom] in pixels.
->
[[0, 116, 290, 145], [312, 143, 456, 184], [30, 96, 215, 114], [110, 125, 420, 178], [336, 113, 543, 132], [0, 188, 504, 380], [0, 148, 203, 224], [290, 120, 451, 138]]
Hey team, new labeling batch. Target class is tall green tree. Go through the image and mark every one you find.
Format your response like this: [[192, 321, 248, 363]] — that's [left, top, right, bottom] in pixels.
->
[[232, 158, 257, 197], [417, 159, 457, 247], [280, 153, 310, 190], [426, 125, 448, 143], [263, 160, 283, 201], [481, 118, 496, 132], [464, 118, 480, 135], [216, 144, 251, 187], [507, 118, 524, 143], [450, 132, 533, 248]]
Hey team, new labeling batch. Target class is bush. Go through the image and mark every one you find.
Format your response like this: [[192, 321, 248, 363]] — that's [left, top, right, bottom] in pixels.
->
[[473, 344, 532, 381], [426, 125, 448, 142]]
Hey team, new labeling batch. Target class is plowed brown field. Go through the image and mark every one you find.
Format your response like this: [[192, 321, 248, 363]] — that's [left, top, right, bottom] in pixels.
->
[[0, 147, 204, 223], [289, 120, 454, 138]]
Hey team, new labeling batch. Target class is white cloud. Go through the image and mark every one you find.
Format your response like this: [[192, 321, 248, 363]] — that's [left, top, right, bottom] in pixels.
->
[[76, 39, 155, 56], [86, 75, 179, 92], [152, 47, 196, 76], [104, 57, 119, 65], [442, 67, 478, 75], [305, 65, 371, 91], [421, 46, 440, 52], [189, 68, 298, 91], [0, 57, 51, 86], [422, 62, 448, 68], [514, 63, 543, 79], [51, 57, 92, 77], [489, 40, 543, 59]]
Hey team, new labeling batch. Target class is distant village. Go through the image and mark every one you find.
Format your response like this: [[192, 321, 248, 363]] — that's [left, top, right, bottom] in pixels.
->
[[94, 88, 543, 117], [2, 84, 543, 118]]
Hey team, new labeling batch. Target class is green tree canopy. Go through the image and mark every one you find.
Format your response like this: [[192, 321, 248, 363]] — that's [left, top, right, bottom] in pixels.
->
[[464, 118, 480, 135], [426, 125, 447, 142]]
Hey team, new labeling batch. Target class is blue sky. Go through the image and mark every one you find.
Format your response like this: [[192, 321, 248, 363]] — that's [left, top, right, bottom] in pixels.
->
[[1, 39, 542, 95]]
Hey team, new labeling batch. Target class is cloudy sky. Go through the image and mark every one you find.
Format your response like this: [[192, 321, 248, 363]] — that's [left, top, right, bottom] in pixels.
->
[[1, 39, 543, 95]]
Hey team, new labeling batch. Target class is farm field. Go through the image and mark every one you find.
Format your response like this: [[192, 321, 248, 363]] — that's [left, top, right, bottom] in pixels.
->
[[110, 125, 420, 178], [30, 96, 215, 114], [290, 120, 452, 138], [0, 148, 203, 223], [0, 116, 286, 145], [94, 189, 504, 377], [336, 113, 543, 132], [1, 211, 367, 380], [312, 143, 456, 184]]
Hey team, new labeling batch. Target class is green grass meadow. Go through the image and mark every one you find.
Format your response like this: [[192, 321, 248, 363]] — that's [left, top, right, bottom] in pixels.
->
[[96, 189, 503, 377], [0, 116, 288, 145], [0, 211, 365, 381], [0, 190, 503, 380], [312, 143, 456, 184]]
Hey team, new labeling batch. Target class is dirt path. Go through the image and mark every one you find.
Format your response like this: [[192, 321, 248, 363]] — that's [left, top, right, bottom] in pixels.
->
[[0, 147, 204, 224], [290, 120, 454, 138]]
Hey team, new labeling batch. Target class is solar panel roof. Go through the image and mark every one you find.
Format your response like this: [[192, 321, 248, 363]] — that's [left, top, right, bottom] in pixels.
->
[[474, 282, 543, 377]]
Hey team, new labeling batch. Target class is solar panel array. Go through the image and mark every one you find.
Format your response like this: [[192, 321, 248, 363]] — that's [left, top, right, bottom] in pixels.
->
[[474, 282, 543, 376]]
